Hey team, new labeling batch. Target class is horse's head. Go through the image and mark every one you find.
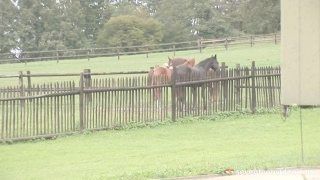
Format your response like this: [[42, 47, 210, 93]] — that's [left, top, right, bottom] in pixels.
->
[[208, 54, 219, 71], [196, 55, 219, 72]]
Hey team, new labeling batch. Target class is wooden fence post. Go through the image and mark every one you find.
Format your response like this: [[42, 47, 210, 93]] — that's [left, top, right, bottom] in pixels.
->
[[250, 36, 254, 47], [236, 64, 241, 110], [56, 52, 59, 63], [171, 66, 177, 122], [251, 61, 257, 113], [18, 71, 23, 88], [26, 71, 32, 96], [87, 50, 90, 61], [274, 33, 277, 44], [267, 67, 274, 107], [146, 47, 149, 58], [221, 62, 227, 111], [117, 47, 120, 60], [83, 69, 92, 102], [79, 72, 84, 132], [173, 45, 176, 56], [19, 71, 25, 107], [83, 69, 92, 88], [225, 38, 228, 50], [198, 39, 202, 53]]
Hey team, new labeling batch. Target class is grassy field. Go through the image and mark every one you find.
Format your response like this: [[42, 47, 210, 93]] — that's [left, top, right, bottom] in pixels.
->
[[0, 108, 319, 179], [0, 43, 280, 87]]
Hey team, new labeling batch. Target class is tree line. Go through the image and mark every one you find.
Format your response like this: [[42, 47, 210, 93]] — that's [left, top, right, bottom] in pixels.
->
[[0, 0, 280, 53]]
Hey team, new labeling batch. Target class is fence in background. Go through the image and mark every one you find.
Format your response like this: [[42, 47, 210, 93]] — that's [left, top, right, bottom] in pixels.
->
[[0, 62, 281, 141], [0, 33, 280, 64], [0, 70, 150, 89]]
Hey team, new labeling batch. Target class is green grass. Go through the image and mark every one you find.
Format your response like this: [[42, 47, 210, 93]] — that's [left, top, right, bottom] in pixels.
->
[[0, 108, 319, 180], [0, 43, 280, 87]]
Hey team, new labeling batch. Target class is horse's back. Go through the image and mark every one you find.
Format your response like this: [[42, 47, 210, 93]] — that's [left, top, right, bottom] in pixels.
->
[[170, 58, 187, 67]]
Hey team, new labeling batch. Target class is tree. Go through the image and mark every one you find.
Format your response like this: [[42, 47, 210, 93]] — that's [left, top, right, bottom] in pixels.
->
[[238, 0, 280, 34], [192, 0, 239, 39], [154, 0, 194, 42], [79, 0, 113, 46], [0, 0, 281, 53], [96, 15, 163, 50], [109, 0, 150, 17], [15, 0, 47, 51], [0, 0, 18, 53], [16, 0, 89, 51]]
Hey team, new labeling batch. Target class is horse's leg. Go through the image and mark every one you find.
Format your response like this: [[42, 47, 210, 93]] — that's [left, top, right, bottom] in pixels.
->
[[182, 87, 186, 113], [156, 99, 160, 109], [212, 83, 215, 103], [207, 83, 213, 109], [202, 85, 207, 111], [209, 84, 215, 112], [214, 82, 220, 104], [156, 88, 162, 109], [177, 87, 186, 113], [192, 86, 197, 110], [179, 87, 184, 112], [174, 88, 180, 113]]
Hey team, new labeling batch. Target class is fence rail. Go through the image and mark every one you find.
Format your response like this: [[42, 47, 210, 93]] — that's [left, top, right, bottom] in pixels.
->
[[0, 63, 281, 141], [0, 33, 280, 64]]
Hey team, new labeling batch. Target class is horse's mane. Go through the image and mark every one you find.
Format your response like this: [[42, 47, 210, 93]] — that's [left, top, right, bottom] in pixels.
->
[[195, 57, 215, 68]]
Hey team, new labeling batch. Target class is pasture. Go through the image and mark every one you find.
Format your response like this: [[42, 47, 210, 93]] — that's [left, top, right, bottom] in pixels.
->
[[2, 41, 313, 180], [0, 43, 280, 87], [0, 108, 319, 179]]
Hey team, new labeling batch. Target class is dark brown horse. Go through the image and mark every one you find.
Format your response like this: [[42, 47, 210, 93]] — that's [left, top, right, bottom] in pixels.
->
[[207, 69, 220, 103], [174, 55, 219, 111], [148, 59, 196, 105]]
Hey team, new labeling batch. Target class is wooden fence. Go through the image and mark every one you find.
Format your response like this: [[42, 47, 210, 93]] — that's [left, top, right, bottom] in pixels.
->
[[0, 70, 150, 89], [0, 63, 281, 141], [0, 33, 280, 64]]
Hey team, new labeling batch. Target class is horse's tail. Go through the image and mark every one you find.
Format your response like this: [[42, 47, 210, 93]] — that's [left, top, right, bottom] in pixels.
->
[[147, 69, 154, 86]]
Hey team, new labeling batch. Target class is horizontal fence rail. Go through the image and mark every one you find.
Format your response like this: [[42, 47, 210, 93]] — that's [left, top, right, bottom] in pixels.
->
[[0, 33, 280, 64], [0, 63, 281, 141], [0, 70, 150, 89]]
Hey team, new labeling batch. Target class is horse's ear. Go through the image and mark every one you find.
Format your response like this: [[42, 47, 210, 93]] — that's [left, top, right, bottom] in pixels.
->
[[168, 56, 172, 61], [214, 54, 217, 58]]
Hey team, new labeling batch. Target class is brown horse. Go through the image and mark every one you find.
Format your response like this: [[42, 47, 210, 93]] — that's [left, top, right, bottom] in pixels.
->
[[148, 59, 196, 104], [168, 57, 195, 68], [147, 66, 171, 105]]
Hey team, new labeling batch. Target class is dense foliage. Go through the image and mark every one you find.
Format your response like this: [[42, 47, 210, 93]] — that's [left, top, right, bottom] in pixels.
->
[[96, 15, 163, 49], [0, 0, 280, 53]]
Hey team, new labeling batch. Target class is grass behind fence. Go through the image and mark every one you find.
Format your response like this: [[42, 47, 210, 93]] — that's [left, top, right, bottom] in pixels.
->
[[0, 43, 280, 87]]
